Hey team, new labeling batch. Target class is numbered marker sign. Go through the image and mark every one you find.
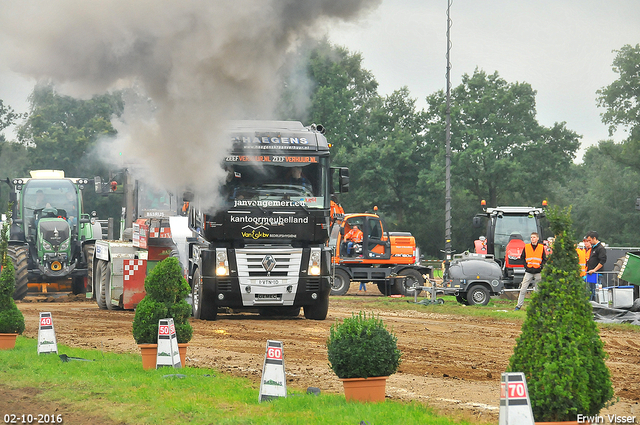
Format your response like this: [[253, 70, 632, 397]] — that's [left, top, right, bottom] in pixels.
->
[[498, 372, 535, 425], [259, 340, 287, 402], [37, 312, 58, 355], [156, 318, 181, 369]]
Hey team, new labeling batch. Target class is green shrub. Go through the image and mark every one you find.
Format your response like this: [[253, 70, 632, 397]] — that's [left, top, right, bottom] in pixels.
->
[[0, 207, 25, 335], [131, 257, 192, 344], [327, 312, 401, 379], [509, 206, 613, 421]]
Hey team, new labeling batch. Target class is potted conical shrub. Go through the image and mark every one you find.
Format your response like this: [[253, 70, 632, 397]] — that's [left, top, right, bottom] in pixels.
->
[[509, 206, 613, 422], [0, 208, 25, 349], [132, 256, 193, 369], [327, 312, 401, 402]]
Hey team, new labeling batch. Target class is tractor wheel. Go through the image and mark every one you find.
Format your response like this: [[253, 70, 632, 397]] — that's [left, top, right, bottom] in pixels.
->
[[95, 259, 108, 310], [8, 245, 28, 301], [467, 285, 490, 306], [303, 295, 329, 320], [330, 269, 351, 296], [83, 243, 95, 296], [192, 268, 217, 320], [392, 269, 424, 296], [612, 256, 629, 287], [71, 277, 85, 295]]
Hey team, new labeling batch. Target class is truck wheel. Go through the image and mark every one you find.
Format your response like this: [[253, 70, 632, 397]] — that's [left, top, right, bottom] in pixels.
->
[[83, 243, 95, 296], [8, 245, 28, 301], [455, 294, 467, 305], [303, 295, 329, 320], [612, 256, 629, 286], [392, 269, 424, 296], [376, 282, 389, 296], [104, 260, 121, 310], [467, 285, 490, 306], [330, 269, 351, 296], [95, 259, 108, 310], [192, 268, 217, 320]]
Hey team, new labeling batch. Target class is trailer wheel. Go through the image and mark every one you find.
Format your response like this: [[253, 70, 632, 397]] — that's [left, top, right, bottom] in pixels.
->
[[330, 269, 351, 296], [303, 295, 329, 320], [95, 259, 108, 309], [392, 269, 423, 296], [8, 245, 28, 301], [192, 268, 217, 320], [467, 285, 490, 306]]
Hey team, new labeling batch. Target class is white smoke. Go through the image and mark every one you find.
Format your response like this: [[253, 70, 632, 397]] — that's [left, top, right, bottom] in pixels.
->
[[0, 0, 380, 201]]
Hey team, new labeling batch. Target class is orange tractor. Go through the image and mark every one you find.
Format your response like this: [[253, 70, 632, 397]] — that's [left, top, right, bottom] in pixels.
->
[[328, 210, 433, 296]]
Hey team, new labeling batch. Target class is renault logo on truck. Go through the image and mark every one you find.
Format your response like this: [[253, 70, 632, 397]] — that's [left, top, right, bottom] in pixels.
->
[[262, 255, 276, 272]]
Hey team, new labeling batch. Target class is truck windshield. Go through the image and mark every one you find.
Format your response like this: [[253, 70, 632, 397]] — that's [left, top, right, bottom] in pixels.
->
[[222, 155, 328, 209]]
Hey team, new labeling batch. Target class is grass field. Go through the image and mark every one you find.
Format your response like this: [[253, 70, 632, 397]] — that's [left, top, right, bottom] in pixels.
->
[[1, 337, 473, 425]]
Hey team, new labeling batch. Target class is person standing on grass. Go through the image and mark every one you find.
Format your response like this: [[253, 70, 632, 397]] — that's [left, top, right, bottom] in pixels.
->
[[515, 232, 547, 311]]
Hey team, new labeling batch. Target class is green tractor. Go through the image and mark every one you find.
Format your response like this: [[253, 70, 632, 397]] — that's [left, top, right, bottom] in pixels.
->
[[4, 170, 102, 299]]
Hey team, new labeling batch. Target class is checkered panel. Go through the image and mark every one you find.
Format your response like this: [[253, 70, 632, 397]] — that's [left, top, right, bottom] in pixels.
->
[[123, 259, 146, 281]]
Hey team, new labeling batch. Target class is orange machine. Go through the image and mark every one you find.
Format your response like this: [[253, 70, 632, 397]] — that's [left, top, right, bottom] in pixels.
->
[[329, 211, 432, 296]]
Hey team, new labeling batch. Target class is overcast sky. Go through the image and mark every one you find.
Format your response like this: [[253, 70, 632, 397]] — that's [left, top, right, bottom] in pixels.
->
[[326, 0, 640, 160], [1, 0, 639, 162]]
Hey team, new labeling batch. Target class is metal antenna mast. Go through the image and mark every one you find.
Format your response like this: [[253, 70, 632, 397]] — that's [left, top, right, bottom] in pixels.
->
[[444, 0, 453, 269]]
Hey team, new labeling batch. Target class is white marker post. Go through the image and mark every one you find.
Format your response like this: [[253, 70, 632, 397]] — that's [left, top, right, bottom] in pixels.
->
[[37, 312, 58, 355], [259, 340, 287, 402], [498, 372, 535, 425], [155, 318, 181, 369]]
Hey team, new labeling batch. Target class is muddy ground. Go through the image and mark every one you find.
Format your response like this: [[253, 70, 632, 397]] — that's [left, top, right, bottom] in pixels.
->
[[4, 286, 640, 424]]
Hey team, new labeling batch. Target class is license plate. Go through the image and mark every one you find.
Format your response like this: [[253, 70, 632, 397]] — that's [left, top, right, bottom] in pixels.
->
[[257, 279, 281, 285], [255, 294, 282, 300]]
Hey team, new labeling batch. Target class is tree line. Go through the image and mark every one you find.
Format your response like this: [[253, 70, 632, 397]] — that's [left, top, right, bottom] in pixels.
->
[[1, 41, 640, 258]]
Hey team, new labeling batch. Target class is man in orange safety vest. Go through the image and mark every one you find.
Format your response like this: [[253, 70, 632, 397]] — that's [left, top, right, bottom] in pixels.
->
[[345, 225, 363, 256], [515, 232, 547, 311]]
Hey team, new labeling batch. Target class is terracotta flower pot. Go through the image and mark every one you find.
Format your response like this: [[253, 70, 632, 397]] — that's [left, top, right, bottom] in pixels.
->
[[139, 344, 158, 370], [340, 376, 388, 402], [178, 343, 188, 368], [0, 333, 18, 350]]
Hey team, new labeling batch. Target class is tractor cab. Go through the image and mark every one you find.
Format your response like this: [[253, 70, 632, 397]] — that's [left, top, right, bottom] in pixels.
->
[[473, 204, 546, 288], [330, 213, 396, 263]]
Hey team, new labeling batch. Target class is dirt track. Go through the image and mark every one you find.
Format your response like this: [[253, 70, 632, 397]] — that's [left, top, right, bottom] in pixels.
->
[[9, 288, 640, 424]]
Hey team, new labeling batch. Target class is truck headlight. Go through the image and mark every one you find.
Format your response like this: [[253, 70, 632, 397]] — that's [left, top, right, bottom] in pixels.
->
[[308, 248, 321, 276], [216, 248, 229, 276]]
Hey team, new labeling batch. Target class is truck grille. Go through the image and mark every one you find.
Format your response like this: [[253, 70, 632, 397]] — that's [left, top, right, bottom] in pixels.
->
[[235, 248, 302, 278]]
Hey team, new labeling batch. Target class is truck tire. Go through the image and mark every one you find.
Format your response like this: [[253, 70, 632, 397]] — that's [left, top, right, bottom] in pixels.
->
[[330, 269, 351, 296], [192, 268, 217, 320], [95, 259, 108, 310], [104, 260, 121, 310], [83, 243, 95, 296], [303, 295, 329, 320], [612, 256, 629, 287], [392, 269, 423, 296], [376, 282, 389, 296], [455, 294, 467, 304], [467, 284, 490, 306], [8, 245, 28, 301]]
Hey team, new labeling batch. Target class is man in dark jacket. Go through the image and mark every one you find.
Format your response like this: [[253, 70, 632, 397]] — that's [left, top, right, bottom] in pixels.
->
[[585, 230, 607, 301], [515, 232, 547, 311]]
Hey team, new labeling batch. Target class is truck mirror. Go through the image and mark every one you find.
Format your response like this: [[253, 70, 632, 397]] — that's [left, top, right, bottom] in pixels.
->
[[472, 216, 482, 228], [339, 168, 349, 193]]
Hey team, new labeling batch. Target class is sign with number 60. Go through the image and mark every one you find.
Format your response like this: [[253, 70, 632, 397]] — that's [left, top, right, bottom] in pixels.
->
[[267, 347, 282, 360]]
